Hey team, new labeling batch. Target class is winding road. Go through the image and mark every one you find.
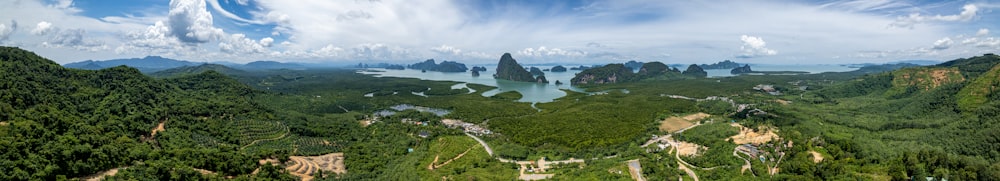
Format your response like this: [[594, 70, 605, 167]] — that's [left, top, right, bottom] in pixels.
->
[[465, 132, 494, 156]]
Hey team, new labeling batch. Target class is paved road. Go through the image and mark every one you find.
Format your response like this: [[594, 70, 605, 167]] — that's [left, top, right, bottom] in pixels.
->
[[669, 140, 699, 181], [464, 132, 494, 156], [626, 159, 646, 181], [733, 149, 756, 177]]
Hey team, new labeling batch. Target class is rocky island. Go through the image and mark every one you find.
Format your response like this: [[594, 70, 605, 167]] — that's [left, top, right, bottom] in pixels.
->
[[407, 59, 468, 72], [493, 53, 545, 83]]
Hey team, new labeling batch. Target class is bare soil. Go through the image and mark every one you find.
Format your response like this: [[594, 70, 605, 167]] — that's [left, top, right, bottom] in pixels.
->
[[675, 141, 707, 156], [659, 112, 709, 132], [80, 167, 122, 181], [809, 150, 824, 163], [283, 153, 346, 181], [728, 123, 779, 145], [150, 120, 166, 137]]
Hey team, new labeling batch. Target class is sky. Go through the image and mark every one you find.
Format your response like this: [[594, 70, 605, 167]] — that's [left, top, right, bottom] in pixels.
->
[[1, 0, 999, 65]]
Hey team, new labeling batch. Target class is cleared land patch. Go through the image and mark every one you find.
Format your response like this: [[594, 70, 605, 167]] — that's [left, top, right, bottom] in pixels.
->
[[675, 141, 707, 156], [727, 123, 779, 145], [659, 112, 710, 132], [284, 152, 346, 181], [809, 150, 824, 163]]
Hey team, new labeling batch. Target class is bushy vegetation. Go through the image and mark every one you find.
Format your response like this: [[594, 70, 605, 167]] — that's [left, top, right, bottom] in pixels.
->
[[5, 45, 1000, 180]]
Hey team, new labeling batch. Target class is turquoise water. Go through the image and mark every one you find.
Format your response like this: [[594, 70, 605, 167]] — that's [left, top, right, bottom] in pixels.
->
[[359, 66, 585, 103], [360, 64, 857, 102], [703, 64, 858, 77]]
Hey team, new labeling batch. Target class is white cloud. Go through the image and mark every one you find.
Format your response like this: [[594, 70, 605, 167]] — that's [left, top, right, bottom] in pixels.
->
[[428, 45, 493, 60], [118, 21, 180, 53], [50, 0, 81, 13], [932, 37, 953, 50], [0, 20, 16, 42], [977, 28, 989, 36], [737, 35, 777, 58], [820, 0, 915, 12], [517, 46, 587, 57], [351, 43, 412, 60], [234, 0, 250, 6], [586, 42, 609, 48], [206, 0, 263, 24], [260, 37, 274, 47], [41, 28, 107, 51], [890, 4, 978, 29], [430, 45, 461, 55], [337, 10, 374, 21], [168, 0, 224, 43], [31, 21, 53, 36], [218, 33, 270, 54], [974, 37, 1000, 48]]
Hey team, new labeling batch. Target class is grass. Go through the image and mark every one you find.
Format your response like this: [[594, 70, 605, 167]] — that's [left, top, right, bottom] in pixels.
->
[[417, 136, 517, 180]]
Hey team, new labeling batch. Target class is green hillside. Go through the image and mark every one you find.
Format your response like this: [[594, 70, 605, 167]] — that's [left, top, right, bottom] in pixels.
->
[[957, 63, 1000, 114], [149, 63, 248, 78]]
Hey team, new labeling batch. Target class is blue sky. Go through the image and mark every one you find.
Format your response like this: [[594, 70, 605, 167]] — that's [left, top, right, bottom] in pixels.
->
[[0, 0, 998, 64]]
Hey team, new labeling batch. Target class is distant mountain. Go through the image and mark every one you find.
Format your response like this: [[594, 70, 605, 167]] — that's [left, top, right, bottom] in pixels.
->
[[64, 56, 200, 72], [240, 61, 303, 70], [529, 67, 545, 76], [551, 65, 567, 72], [149, 64, 247, 78], [356, 62, 406, 69], [493, 53, 536, 82], [638, 62, 671, 75], [700, 60, 742, 69], [471, 66, 487, 72], [624, 60, 643, 71], [682, 64, 707, 78], [407, 59, 468, 72], [571, 64, 634, 85], [569, 65, 592, 71], [890, 60, 940, 66], [731, 64, 753, 74]]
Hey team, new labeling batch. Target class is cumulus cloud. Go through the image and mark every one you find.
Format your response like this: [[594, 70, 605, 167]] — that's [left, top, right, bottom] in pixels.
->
[[737, 35, 777, 58], [0, 20, 16, 42], [586, 42, 608, 48], [120, 21, 178, 50], [260, 37, 274, 47], [977, 28, 989, 36], [430, 45, 462, 55], [218, 34, 272, 54], [337, 10, 374, 21], [31, 21, 53, 35], [974, 37, 999, 48], [932, 37, 953, 50], [517, 46, 587, 57], [40, 28, 107, 51], [351, 43, 412, 60], [168, 0, 224, 43], [427, 45, 493, 60], [890, 4, 978, 29]]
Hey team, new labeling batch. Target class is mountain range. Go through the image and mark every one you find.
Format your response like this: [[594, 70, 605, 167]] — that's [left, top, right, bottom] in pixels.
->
[[63, 56, 304, 72]]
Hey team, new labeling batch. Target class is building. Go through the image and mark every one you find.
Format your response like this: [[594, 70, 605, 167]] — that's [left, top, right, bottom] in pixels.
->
[[418, 130, 431, 138]]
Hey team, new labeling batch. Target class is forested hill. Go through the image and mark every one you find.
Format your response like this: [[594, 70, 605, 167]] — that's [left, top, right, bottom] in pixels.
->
[[817, 53, 1000, 144], [63, 55, 199, 72], [819, 53, 1000, 101], [0, 47, 280, 180], [149, 63, 248, 78]]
